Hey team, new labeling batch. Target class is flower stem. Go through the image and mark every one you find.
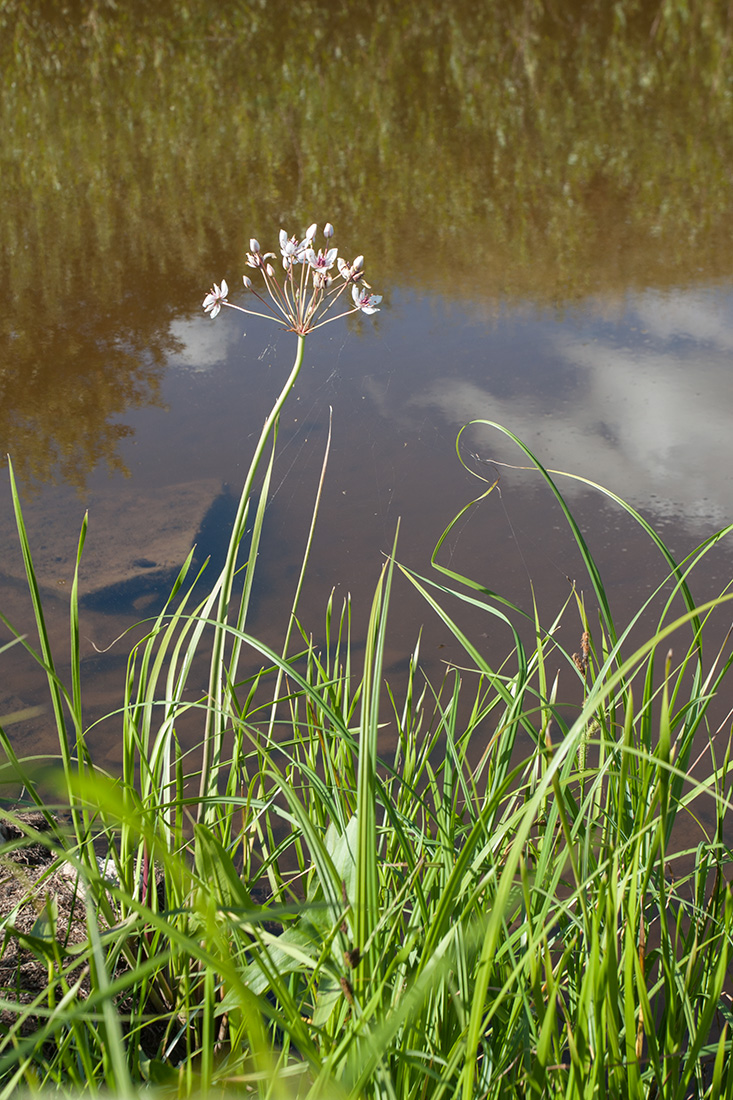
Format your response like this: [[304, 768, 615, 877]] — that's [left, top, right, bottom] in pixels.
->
[[198, 334, 306, 822]]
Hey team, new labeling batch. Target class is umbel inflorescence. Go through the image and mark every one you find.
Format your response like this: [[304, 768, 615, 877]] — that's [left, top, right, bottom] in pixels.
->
[[203, 222, 382, 335]]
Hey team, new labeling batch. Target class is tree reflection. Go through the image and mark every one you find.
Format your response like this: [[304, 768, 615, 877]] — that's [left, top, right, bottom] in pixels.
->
[[1, 0, 732, 486], [0, 304, 169, 492]]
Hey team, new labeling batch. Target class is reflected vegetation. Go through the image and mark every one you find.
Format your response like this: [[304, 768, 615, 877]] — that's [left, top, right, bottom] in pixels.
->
[[2, 312, 168, 492], [2, 0, 733, 485]]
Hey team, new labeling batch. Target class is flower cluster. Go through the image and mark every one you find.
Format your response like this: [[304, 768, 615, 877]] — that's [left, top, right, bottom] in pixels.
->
[[203, 223, 382, 335]]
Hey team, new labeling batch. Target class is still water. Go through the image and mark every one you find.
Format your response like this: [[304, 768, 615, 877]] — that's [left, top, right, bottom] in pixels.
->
[[2, 2, 733, 777]]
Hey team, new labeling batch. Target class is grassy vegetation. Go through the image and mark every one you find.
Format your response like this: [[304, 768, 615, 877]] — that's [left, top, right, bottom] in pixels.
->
[[1, 296, 733, 1097]]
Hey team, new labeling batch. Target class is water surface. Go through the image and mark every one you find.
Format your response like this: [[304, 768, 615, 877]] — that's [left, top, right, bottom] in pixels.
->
[[2, 1, 733, 774]]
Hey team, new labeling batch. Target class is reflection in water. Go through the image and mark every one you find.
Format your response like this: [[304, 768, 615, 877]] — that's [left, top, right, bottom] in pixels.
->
[[396, 287, 733, 528], [2, 1, 733, 486], [0, 317, 169, 490], [2, 1, 733, 770]]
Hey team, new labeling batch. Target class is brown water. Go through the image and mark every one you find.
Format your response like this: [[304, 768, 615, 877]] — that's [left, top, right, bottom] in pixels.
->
[[2, 2, 733, 791]]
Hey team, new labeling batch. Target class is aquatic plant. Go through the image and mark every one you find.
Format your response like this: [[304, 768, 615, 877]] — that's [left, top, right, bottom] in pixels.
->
[[204, 224, 380, 333], [198, 223, 380, 826], [0, 230, 732, 1096]]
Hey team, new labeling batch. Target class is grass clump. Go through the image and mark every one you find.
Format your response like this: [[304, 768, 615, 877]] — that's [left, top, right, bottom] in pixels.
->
[[0, 238, 732, 1097]]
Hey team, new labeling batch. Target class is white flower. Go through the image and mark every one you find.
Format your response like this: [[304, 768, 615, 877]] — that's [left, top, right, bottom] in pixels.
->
[[352, 284, 382, 315], [338, 255, 364, 282], [203, 280, 229, 319], [246, 240, 276, 269], [304, 246, 338, 274], [200, 226, 383, 335], [279, 229, 307, 268]]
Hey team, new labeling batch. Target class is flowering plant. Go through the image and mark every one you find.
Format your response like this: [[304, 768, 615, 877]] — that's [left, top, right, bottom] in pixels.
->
[[199, 222, 382, 821], [203, 222, 382, 335]]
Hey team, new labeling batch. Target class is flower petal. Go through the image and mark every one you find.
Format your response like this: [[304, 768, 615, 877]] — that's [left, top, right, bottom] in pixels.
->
[[352, 285, 381, 314]]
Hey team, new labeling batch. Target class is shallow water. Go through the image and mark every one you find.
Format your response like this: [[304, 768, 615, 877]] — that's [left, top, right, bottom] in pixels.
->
[[2, 2, 733, 798]]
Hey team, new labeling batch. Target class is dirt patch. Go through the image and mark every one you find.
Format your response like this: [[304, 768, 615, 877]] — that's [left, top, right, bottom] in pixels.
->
[[0, 812, 97, 1040]]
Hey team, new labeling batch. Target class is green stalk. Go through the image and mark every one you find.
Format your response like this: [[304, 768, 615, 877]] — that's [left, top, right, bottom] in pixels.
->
[[198, 333, 306, 821], [267, 406, 332, 743]]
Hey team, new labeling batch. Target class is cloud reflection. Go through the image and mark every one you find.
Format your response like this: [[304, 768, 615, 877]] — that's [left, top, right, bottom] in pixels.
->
[[403, 288, 733, 529], [168, 315, 243, 372]]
